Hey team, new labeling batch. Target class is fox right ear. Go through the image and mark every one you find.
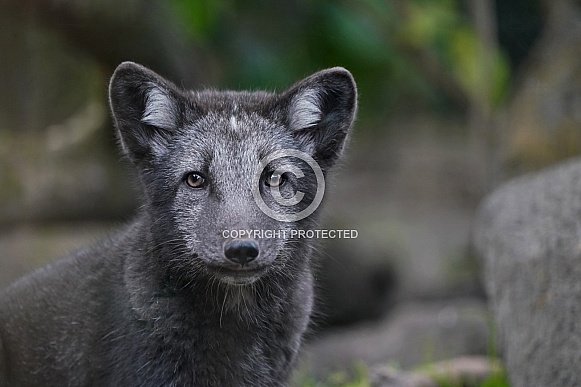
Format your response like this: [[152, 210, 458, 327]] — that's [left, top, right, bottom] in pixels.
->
[[282, 67, 357, 171], [109, 62, 184, 164]]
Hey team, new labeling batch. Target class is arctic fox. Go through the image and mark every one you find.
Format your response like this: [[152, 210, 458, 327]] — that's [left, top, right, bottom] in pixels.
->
[[0, 62, 357, 386]]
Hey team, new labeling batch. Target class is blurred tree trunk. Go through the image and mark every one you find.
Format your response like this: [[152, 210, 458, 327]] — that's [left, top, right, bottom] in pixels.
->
[[503, 0, 581, 174], [0, 0, 211, 86], [468, 0, 499, 192]]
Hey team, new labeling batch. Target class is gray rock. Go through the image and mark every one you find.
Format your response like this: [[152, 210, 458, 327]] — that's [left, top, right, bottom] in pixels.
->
[[473, 157, 581, 387], [369, 356, 501, 387], [369, 365, 436, 387], [300, 300, 489, 379]]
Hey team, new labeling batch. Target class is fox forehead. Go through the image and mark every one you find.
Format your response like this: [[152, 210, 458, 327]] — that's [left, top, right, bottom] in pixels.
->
[[177, 89, 287, 142], [186, 89, 277, 117], [169, 108, 292, 174]]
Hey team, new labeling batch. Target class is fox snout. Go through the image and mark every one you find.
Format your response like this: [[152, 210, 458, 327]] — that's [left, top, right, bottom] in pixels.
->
[[224, 239, 259, 266], [211, 238, 267, 285]]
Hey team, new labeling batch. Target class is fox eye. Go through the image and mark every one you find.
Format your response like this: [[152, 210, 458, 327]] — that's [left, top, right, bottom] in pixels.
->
[[185, 172, 206, 188], [264, 172, 286, 188]]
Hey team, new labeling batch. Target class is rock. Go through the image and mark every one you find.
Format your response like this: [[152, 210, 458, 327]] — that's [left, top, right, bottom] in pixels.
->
[[369, 366, 436, 387], [300, 299, 490, 379], [369, 356, 502, 387], [473, 157, 581, 386]]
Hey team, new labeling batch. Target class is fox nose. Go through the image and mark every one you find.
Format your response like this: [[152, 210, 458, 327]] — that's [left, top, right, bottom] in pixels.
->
[[224, 239, 259, 265]]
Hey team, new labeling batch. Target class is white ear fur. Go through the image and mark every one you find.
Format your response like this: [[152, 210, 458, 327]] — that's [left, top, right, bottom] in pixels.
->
[[289, 88, 322, 131], [141, 84, 177, 130]]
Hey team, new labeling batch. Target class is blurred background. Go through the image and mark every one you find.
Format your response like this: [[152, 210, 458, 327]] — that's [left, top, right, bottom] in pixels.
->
[[0, 0, 578, 384]]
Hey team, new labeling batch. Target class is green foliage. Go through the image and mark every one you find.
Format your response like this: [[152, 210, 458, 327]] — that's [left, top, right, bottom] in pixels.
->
[[400, 0, 510, 108], [448, 27, 510, 107], [480, 369, 510, 387], [431, 367, 510, 387], [169, 0, 233, 41], [168, 0, 511, 124], [297, 362, 509, 387], [400, 0, 459, 48]]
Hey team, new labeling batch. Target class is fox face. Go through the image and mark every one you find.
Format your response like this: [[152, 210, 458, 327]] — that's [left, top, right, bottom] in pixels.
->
[[109, 62, 357, 288]]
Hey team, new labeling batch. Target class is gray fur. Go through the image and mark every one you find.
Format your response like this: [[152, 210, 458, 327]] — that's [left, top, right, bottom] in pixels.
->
[[289, 87, 322, 130], [141, 83, 178, 130], [0, 62, 357, 386]]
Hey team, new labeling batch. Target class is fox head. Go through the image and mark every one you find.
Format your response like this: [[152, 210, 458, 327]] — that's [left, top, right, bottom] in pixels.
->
[[109, 62, 357, 288]]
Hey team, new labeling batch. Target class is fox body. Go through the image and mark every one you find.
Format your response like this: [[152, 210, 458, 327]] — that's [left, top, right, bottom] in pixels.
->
[[0, 62, 357, 386]]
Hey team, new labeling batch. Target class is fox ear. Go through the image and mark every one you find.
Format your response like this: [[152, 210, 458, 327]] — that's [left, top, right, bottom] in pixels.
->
[[283, 68, 357, 169], [109, 62, 184, 164]]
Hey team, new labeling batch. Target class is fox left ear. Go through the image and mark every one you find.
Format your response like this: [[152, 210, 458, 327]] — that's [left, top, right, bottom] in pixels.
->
[[109, 62, 185, 166], [283, 68, 357, 169]]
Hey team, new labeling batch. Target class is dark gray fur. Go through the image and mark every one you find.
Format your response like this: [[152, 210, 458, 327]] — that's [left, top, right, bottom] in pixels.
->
[[0, 62, 357, 386]]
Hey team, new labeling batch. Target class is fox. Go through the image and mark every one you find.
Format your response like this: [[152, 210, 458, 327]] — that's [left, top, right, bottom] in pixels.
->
[[0, 62, 357, 386]]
